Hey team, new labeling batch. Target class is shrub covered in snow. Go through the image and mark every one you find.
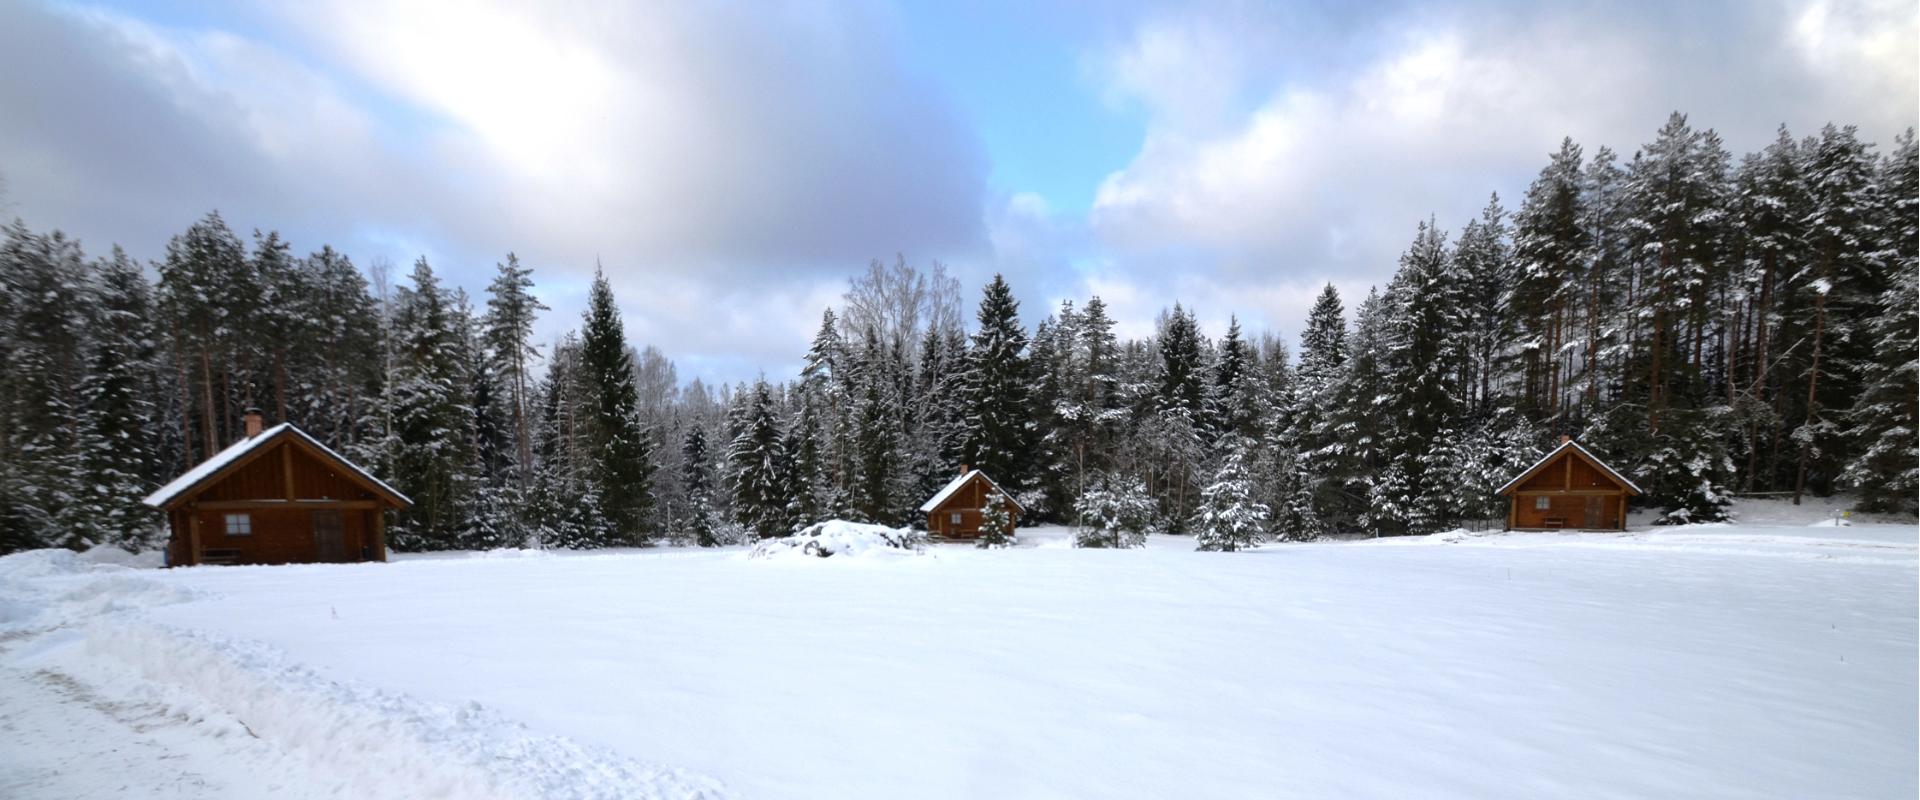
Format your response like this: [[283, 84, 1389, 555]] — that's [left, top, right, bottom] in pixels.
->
[[748, 520, 927, 559], [1193, 439, 1271, 551], [1073, 475, 1153, 548], [977, 491, 1017, 549]]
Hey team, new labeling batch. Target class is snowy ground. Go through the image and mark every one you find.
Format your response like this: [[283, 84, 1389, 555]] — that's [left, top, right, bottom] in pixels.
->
[[1, 500, 1914, 799]]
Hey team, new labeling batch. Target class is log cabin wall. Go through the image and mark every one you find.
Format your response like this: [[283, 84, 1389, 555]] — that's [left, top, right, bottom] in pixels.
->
[[192, 440, 382, 504], [158, 429, 400, 566], [926, 474, 1021, 539], [1505, 451, 1630, 531]]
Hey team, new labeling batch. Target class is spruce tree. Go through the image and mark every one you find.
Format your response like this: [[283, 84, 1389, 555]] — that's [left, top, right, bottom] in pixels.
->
[[1193, 436, 1269, 551], [1377, 220, 1468, 534], [76, 248, 160, 551], [977, 490, 1016, 549], [961, 275, 1031, 493], [579, 269, 657, 542], [387, 257, 475, 550], [728, 379, 790, 538], [682, 425, 721, 546]]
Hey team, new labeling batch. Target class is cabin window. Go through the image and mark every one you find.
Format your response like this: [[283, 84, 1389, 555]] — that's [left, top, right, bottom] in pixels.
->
[[950, 512, 962, 525], [224, 513, 253, 536], [1534, 497, 1550, 510]]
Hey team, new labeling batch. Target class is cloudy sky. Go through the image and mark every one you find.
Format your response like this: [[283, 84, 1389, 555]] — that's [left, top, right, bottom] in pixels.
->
[[2, 0, 1914, 385]]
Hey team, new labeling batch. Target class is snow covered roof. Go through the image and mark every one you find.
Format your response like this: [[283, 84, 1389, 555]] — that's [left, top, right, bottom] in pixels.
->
[[1495, 438, 1643, 496], [918, 469, 1024, 513], [142, 423, 411, 509]]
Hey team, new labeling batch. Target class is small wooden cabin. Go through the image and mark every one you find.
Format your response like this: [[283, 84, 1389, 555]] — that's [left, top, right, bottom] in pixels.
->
[[920, 467, 1022, 540], [144, 412, 411, 566], [1496, 436, 1641, 531]]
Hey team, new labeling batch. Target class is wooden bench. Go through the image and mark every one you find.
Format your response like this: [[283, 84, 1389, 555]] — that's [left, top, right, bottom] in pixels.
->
[[1540, 516, 1567, 528], [200, 548, 242, 565]]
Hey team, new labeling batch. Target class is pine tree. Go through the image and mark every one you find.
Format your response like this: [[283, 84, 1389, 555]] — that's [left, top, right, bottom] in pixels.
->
[[75, 248, 161, 551], [1320, 289, 1392, 534], [850, 329, 902, 523], [1512, 138, 1589, 424], [977, 490, 1016, 548], [1790, 124, 1883, 503], [961, 275, 1031, 491], [579, 269, 657, 542], [728, 379, 790, 538], [1193, 436, 1269, 551], [484, 253, 547, 482], [1071, 473, 1153, 548], [1209, 317, 1262, 440], [386, 258, 475, 550], [1841, 129, 1918, 513], [1453, 195, 1513, 412], [1071, 297, 1123, 468], [1377, 220, 1468, 534], [1152, 304, 1207, 531], [682, 425, 721, 546]]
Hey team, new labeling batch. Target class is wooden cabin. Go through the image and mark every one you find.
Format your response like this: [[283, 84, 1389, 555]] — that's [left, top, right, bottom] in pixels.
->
[[920, 466, 1022, 540], [1496, 436, 1641, 531], [144, 411, 411, 566]]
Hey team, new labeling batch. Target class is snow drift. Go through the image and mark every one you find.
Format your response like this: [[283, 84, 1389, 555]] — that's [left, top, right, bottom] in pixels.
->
[[0, 548, 728, 799], [747, 520, 927, 560]]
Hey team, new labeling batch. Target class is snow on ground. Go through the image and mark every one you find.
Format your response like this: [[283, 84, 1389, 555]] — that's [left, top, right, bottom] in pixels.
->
[[2, 505, 1915, 799]]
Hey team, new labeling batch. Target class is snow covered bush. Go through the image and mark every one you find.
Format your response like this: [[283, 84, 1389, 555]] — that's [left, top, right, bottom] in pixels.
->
[[1193, 439, 1270, 551], [1073, 475, 1153, 548], [747, 520, 926, 559], [1643, 408, 1737, 525], [977, 491, 1017, 549]]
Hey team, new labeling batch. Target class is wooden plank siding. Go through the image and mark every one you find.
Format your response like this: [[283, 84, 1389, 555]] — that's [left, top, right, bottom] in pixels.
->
[[1499, 444, 1636, 532], [158, 426, 407, 567], [924, 473, 1020, 540]]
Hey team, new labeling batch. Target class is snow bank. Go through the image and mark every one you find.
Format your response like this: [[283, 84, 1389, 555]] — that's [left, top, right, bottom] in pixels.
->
[[747, 520, 927, 560], [0, 549, 198, 624], [0, 548, 728, 800], [72, 621, 725, 800]]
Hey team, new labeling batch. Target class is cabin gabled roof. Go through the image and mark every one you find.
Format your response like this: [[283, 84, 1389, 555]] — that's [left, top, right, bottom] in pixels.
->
[[918, 469, 1025, 513], [1494, 438, 1642, 496], [143, 423, 411, 510]]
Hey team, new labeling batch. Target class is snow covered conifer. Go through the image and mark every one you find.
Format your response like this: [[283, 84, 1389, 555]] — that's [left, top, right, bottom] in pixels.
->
[[1193, 436, 1270, 551], [386, 257, 476, 550], [580, 269, 657, 543], [1072, 474, 1151, 548], [961, 275, 1032, 495], [977, 490, 1016, 549], [1841, 129, 1918, 513], [483, 253, 547, 481], [75, 248, 161, 551], [682, 425, 722, 547], [728, 379, 790, 538]]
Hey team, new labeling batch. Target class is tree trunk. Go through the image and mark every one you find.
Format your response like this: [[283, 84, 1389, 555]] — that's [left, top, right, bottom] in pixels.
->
[[1792, 273, 1830, 505]]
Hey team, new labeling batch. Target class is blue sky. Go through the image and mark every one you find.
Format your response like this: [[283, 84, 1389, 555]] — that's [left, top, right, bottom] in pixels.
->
[[1, 0, 1914, 386]]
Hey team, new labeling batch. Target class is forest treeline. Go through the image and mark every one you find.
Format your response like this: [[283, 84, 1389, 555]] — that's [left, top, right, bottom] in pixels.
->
[[0, 113, 1913, 555]]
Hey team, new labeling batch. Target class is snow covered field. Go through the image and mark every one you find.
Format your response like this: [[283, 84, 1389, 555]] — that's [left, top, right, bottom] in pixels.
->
[[2, 503, 1914, 799]]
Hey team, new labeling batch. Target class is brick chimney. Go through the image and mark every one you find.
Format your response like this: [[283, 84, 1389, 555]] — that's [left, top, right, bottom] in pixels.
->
[[244, 408, 264, 438], [960, 463, 970, 476], [1559, 434, 1571, 445]]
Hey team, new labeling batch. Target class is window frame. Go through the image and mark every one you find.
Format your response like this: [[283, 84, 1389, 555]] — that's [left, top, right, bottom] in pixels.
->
[[1534, 496, 1551, 510], [224, 512, 253, 536], [949, 512, 962, 525]]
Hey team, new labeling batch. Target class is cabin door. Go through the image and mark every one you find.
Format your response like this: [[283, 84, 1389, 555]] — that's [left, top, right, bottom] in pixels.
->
[[1582, 497, 1604, 530], [314, 511, 346, 562]]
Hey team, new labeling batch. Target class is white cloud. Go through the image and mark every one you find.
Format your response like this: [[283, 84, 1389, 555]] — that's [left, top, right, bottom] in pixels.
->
[[0, 0, 991, 384], [1071, 0, 1917, 346]]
